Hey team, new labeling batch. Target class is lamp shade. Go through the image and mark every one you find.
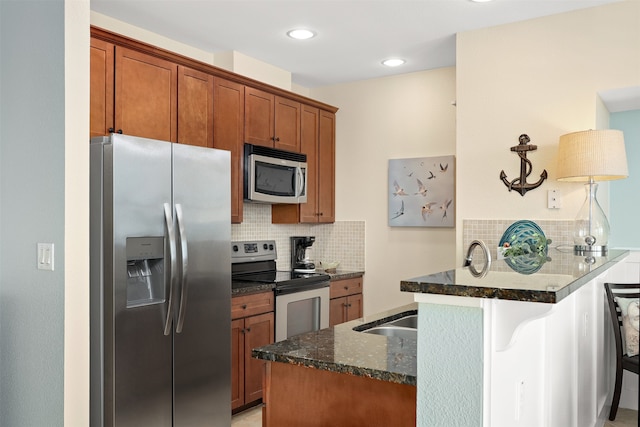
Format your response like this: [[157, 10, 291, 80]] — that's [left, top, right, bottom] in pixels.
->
[[556, 129, 628, 182]]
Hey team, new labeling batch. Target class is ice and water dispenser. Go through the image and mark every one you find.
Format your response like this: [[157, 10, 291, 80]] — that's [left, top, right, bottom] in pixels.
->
[[126, 236, 165, 308]]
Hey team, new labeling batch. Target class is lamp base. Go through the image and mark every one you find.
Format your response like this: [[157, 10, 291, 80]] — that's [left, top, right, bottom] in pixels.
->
[[574, 245, 608, 256]]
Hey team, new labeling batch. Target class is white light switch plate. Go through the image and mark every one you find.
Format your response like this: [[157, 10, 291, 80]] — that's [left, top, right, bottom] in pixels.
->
[[37, 243, 54, 271]]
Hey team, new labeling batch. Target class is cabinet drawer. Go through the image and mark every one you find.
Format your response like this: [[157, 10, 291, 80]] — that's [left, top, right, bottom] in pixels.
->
[[330, 277, 363, 299], [232, 291, 274, 320]]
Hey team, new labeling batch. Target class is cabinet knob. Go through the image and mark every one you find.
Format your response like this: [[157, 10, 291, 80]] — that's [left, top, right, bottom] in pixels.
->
[[108, 128, 123, 134], [242, 304, 247, 310], [246, 327, 251, 333], [344, 286, 348, 290], [274, 137, 280, 142]]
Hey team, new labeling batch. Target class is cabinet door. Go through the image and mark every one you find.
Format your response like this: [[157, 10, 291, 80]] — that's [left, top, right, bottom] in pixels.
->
[[244, 312, 274, 404], [244, 87, 274, 147], [115, 46, 177, 141], [273, 96, 301, 152], [177, 66, 213, 148], [299, 105, 320, 222], [317, 110, 335, 222], [329, 296, 347, 327], [90, 38, 114, 137], [231, 318, 245, 410], [213, 77, 245, 223], [346, 294, 363, 322]]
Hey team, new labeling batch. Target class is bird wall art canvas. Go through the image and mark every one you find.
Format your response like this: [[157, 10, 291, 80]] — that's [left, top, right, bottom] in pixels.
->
[[388, 155, 455, 227]]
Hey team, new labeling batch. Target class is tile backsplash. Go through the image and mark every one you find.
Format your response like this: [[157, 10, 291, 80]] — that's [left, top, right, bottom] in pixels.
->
[[462, 219, 574, 252], [463, 219, 577, 274], [232, 203, 365, 271]]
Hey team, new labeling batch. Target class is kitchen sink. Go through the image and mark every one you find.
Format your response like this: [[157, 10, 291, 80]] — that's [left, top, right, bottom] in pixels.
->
[[354, 311, 418, 340], [362, 326, 417, 340], [383, 314, 418, 329]]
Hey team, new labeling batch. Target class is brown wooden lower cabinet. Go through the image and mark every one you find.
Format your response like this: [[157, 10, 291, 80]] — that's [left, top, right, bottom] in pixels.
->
[[262, 362, 416, 427], [329, 276, 363, 326], [231, 291, 274, 411]]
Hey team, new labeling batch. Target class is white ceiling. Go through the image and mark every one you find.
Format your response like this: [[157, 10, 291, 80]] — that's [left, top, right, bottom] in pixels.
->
[[91, 0, 624, 89]]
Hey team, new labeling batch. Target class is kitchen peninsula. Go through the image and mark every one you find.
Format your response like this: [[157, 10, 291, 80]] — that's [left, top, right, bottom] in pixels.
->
[[401, 249, 630, 427], [253, 303, 418, 426]]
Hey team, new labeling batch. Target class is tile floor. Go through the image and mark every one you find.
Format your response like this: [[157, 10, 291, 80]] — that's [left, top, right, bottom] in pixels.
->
[[232, 406, 638, 427], [231, 406, 262, 427], [604, 408, 639, 427]]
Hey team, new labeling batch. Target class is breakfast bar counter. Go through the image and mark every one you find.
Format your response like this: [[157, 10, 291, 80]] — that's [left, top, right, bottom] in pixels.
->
[[401, 249, 633, 427], [401, 249, 629, 303]]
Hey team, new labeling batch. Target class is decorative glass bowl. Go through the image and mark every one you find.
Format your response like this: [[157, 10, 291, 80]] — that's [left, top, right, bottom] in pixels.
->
[[499, 220, 551, 275]]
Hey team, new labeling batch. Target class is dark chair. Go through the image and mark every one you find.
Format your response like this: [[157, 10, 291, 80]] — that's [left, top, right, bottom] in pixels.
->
[[604, 283, 639, 422]]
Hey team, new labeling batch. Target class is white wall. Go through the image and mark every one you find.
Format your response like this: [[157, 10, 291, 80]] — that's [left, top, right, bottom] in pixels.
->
[[65, 1, 91, 425], [455, 0, 640, 264], [311, 68, 457, 314]]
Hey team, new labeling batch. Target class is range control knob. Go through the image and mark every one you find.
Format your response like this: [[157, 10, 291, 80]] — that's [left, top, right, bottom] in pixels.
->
[[232, 245, 239, 252], [269, 244, 274, 251], [263, 243, 268, 250]]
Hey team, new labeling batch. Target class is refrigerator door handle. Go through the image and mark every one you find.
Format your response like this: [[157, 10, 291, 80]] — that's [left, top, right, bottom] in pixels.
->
[[163, 203, 177, 336], [175, 203, 189, 333]]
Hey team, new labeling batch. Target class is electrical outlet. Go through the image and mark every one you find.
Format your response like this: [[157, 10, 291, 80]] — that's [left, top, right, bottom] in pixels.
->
[[547, 189, 561, 209]]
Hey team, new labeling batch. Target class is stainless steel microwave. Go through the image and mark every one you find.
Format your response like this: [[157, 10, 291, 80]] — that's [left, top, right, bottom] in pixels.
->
[[243, 143, 307, 204]]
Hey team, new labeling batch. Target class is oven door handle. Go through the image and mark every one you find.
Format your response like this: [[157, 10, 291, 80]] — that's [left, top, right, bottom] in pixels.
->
[[275, 280, 329, 296]]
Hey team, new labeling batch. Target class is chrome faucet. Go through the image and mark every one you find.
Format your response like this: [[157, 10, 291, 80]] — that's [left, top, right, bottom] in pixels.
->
[[464, 240, 491, 277]]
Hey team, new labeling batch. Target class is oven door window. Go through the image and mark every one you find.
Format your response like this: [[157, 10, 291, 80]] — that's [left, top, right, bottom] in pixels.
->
[[255, 161, 296, 197], [286, 296, 321, 339]]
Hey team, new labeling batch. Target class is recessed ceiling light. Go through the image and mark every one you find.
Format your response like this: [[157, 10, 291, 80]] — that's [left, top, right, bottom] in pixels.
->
[[382, 58, 406, 67], [287, 29, 316, 40]]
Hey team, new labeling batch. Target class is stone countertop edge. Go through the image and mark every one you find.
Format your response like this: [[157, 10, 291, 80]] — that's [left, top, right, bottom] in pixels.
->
[[400, 250, 629, 304], [252, 303, 417, 386], [324, 270, 365, 281], [231, 282, 275, 296]]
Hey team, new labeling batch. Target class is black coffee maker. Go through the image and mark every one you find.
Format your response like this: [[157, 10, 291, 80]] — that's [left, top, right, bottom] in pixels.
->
[[290, 236, 316, 272]]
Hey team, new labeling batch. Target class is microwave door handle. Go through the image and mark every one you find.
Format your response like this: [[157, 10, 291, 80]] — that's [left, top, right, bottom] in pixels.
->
[[175, 204, 188, 333], [296, 166, 305, 198], [163, 203, 177, 336]]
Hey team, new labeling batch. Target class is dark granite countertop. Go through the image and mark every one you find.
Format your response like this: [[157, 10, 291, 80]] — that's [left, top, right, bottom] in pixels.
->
[[252, 303, 417, 386], [401, 249, 629, 303]]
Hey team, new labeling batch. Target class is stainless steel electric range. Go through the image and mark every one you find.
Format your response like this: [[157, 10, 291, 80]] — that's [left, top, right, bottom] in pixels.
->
[[231, 240, 330, 341]]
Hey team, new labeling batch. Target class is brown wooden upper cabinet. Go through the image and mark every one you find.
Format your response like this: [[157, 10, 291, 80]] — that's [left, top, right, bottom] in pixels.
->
[[177, 66, 213, 148], [272, 106, 335, 223], [90, 41, 178, 141], [115, 47, 177, 142], [213, 77, 245, 224], [244, 87, 301, 152], [90, 38, 114, 138], [90, 28, 338, 226], [91, 38, 213, 147]]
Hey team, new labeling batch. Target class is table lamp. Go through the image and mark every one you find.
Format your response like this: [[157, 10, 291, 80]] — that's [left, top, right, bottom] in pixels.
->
[[556, 129, 628, 255]]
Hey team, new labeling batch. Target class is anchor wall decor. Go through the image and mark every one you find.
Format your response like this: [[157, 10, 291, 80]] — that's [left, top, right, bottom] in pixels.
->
[[500, 134, 547, 196]]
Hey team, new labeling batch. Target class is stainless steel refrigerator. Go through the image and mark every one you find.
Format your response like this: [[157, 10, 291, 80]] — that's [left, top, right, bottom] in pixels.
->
[[90, 134, 231, 427]]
